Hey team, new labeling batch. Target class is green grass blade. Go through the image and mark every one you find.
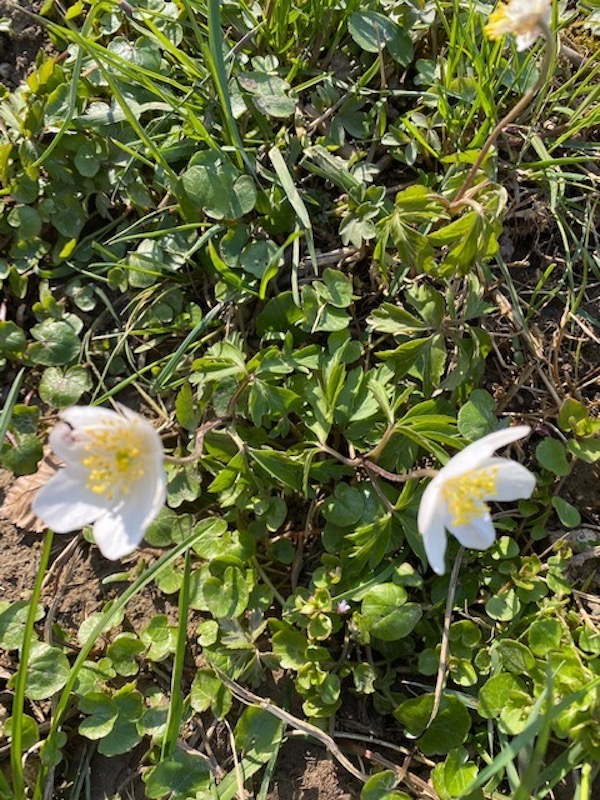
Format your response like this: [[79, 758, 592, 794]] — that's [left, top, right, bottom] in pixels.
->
[[10, 531, 54, 798]]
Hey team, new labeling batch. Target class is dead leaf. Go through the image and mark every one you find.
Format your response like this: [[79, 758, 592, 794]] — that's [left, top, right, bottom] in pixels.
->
[[0, 451, 61, 533]]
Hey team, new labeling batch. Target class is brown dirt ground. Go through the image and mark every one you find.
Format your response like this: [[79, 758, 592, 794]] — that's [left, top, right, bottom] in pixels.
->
[[0, 0, 49, 89]]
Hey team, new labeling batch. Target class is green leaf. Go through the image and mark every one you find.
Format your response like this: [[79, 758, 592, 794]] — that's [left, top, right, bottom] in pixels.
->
[[0, 320, 26, 357], [0, 601, 44, 650], [96, 684, 143, 756], [551, 496, 581, 527], [568, 438, 600, 463], [235, 705, 284, 757], [140, 615, 177, 661], [182, 151, 256, 220], [322, 268, 354, 308], [457, 390, 498, 440], [395, 694, 471, 756], [239, 72, 296, 118], [144, 749, 210, 798], [361, 770, 411, 800], [78, 692, 118, 739], [535, 438, 571, 476], [348, 11, 399, 52], [74, 139, 103, 177], [28, 320, 80, 366], [175, 382, 200, 432], [493, 639, 535, 674], [558, 397, 589, 433], [361, 584, 422, 640], [485, 588, 520, 621], [4, 714, 39, 752], [322, 484, 365, 527], [432, 747, 482, 800], [203, 566, 250, 619], [249, 448, 303, 492], [527, 618, 562, 656], [190, 669, 232, 719], [272, 623, 308, 669], [38, 365, 91, 408], [106, 633, 145, 676], [24, 642, 70, 700], [7, 205, 42, 238], [478, 673, 529, 719]]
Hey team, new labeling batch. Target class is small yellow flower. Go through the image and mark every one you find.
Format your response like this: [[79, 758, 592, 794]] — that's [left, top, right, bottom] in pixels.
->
[[485, 0, 551, 51], [417, 426, 535, 575], [33, 405, 166, 560]]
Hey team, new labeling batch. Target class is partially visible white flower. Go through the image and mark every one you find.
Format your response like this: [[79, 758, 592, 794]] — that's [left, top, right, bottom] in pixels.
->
[[337, 600, 351, 615], [417, 426, 535, 575], [485, 0, 551, 51], [32, 405, 166, 560]]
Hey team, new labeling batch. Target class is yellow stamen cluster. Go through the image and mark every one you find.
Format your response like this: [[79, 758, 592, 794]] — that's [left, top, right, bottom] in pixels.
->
[[81, 424, 147, 498], [485, 6, 513, 40], [441, 467, 499, 526]]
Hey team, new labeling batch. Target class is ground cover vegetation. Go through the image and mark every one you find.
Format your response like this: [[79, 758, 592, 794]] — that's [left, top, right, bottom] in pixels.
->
[[0, 0, 599, 797]]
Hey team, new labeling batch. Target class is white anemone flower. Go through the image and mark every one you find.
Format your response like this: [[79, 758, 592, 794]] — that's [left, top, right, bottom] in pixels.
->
[[417, 426, 535, 575], [32, 405, 166, 560], [485, 0, 551, 51]]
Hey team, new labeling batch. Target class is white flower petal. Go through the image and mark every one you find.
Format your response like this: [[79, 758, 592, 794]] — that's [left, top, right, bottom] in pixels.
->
[[49, 422, 87, 465], [38, 403, 166, 560], [448, 514, 496, 551], [417, 476, 443, 537], [419, 500, 448, 576], [60, 406, 123, 429], [438, 425, 531, 479], [477, 458, 536, 501], [91, 468, 166, 560], [32, 469, 110, 533]]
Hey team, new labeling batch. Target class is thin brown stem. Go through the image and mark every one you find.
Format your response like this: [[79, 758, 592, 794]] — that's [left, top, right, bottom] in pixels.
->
[[426, 546, 465, 728]]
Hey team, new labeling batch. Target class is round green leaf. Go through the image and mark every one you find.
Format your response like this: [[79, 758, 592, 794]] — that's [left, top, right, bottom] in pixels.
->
[[28, 320, 80, 366], [0, 601, 44, 650], [203, 566, 250, 619], [361, 585, 422, 641], [144, 750, 210, 798], [235, 705, 284, 756], [106, 633, 145, 676], [0, 320, 26, 357], [74, 140, 102, 177], [485, 588, 521, 621], [25, 642, 70, 700], [323, 483, 365, 526], [182, 152, 256, 220], [361, 770, 410, 800], [493, 639, 535, 674], [4, 714, 40, 751], [38, 365, 91, 408], [190, 668, 232, 719], [478, 673, 529, 719], [7, 205, 42, 238], [536, 438, 571, 476], [78, 692, 118, 739], [527, 618, 562, 656]]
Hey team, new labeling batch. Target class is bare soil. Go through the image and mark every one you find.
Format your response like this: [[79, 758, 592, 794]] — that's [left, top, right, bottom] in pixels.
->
[[0, 0, 49, 88]]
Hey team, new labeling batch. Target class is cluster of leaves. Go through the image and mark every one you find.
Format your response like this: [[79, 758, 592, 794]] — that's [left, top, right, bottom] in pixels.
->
[[1, 0, 599, 798]]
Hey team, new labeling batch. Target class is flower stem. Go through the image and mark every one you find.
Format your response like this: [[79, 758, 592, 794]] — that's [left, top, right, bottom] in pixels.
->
[[426, 545, 464, 729], [452, 25, 556, 206], [10, 529, 54, 798]]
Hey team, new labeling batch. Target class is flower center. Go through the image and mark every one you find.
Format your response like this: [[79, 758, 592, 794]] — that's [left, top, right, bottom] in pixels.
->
[[441, 467, 499, 527], [81, 424, 148, 499]]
